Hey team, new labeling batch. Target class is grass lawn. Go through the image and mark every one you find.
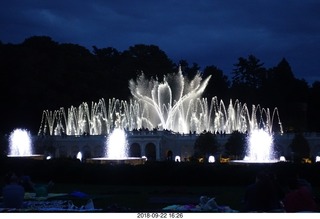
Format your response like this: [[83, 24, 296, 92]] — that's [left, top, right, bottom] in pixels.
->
[[1, 159, 320, 212], [50, 183, 246, 212]]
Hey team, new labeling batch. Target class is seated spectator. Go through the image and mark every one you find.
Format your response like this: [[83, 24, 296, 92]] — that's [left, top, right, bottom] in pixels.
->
[[1, 172, 25, 209], [34, 180, 54, 197], [18, 173, 54, 197], [282, 178, 318, 212], [243, 171, 283, 212], [19, 174, 35, 192]]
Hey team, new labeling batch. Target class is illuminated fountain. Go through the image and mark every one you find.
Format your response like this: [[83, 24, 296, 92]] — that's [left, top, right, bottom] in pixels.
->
[[37, 68, 283, 163], [246, 129, 275, 162], [7, 128, 44, 160], [105, 128, 128, 158], [38, 68, 282, 136], [229, 128, 280, 164], [86, 128, 146, 165], [244, 128, 278, 163]]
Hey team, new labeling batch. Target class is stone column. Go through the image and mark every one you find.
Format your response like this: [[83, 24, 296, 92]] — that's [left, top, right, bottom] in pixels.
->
[[156, 141, 161, 161], [140, 142, 146, 157]]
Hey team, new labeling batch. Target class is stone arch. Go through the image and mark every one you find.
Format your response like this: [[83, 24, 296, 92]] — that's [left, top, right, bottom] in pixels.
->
[[93, 144, 103, 157], [166, 150, 173, 161], [58, 146, 67, 158], [82, 146, 91, 159], [71, 145, 79, 159], [129, 143, 141, 157], [145, 143, 156, 161], [44, 145, 56, 158]]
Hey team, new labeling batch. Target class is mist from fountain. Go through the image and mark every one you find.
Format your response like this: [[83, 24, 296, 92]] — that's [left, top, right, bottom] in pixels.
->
[[243, 128, 278, 163], [8, 128, 33, 156], [7, 128, 44, 160], [105, 128, 128, 159]]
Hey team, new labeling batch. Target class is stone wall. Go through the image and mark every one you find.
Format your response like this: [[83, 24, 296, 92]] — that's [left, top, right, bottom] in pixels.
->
[[33, 131, 320, 162]]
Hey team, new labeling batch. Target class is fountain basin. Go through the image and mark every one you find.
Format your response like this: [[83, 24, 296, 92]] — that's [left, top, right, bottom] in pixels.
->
[[228, 160, 280, 165], [86, 157, 147, 166], [7, 154, 45, 160]]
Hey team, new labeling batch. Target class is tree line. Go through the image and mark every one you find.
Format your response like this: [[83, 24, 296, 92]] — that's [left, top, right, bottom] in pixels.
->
[[1, 36, 320, 135]]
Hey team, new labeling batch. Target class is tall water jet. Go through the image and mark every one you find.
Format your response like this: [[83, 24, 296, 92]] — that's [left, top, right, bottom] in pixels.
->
[[7, 128, 44, 160], [105, 128, 128, 159], [243, 128, 277, 163], [86, 128, 146, 165], [8, 128, 33, 156]]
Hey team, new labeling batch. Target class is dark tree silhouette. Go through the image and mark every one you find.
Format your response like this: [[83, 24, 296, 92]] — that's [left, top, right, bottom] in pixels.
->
[[194, 131, 219, 161], [267, 58, 309, 132], [289, 133, 310, 162], [231, 55, 267, 105], [224, 131, 247, 160], [202, 65, 230, 101], [307, 81, 320, 132], [115, 44, 175, 99], [92, 46, 122, 99], [178, 60, 201, 80], [121, 44, 175, 80]]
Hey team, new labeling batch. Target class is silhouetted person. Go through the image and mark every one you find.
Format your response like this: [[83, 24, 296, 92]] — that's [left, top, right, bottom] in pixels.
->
[[270, 172, 286, 201], [20, 175, 54, 197], [1, 172, 25, 209], [282, 178, 318, 212], [243, 171, 283, 212], [19, 174, 35, 192]]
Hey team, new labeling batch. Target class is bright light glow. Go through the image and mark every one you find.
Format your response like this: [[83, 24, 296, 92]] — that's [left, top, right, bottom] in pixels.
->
[[246, 129, 274, 162], [46, 155, 52, 160], [9, 128, 33, 156], [208, 156, 215, 163], [316, 156, 320, 162], [142, 156, 147, 161], [76, 151, 82, 161], [105, 128, 128, 159], [280, 156, 286, 162], [175, 156, 181, 162]]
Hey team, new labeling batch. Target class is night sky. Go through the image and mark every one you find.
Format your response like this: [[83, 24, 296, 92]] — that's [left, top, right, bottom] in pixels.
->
[[1, 0, 320, 84]]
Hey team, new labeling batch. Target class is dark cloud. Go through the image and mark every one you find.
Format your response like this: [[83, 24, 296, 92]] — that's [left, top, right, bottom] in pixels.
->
[[1, 0, 319, 83]]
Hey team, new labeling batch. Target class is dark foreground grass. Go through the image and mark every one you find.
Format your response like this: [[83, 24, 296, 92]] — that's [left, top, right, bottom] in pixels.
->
[[1, 158, 320, 212], [51, 184, 246, 212]]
